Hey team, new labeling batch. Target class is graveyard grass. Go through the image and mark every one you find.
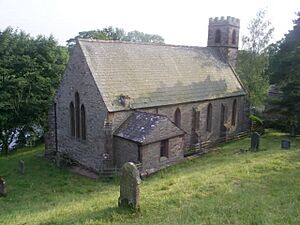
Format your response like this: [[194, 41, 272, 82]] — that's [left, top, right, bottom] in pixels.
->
[[0, 130, 300, 225]]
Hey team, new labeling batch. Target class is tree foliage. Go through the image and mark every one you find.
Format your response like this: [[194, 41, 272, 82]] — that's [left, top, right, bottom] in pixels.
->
[[267, 12, 300, 132], [67, 26, 164, 48], [0, 27, 68, 154], [242, 9, 274, 54], [237, 9, 274, 107]]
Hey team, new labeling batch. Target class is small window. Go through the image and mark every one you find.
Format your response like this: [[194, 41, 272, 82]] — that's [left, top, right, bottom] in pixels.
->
[[81, 104, 86, 140], [232, 99, 237, 126], [232, 30, 236, 45], [174, 108, 181, 128], [160, 140, 169, 158], [215, 29, 221, 44], [206, 103, 212, 132], [70, 102, 75, 137]]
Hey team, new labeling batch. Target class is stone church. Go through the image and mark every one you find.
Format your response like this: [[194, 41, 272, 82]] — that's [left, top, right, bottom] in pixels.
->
[[46, 16, 249, 175]]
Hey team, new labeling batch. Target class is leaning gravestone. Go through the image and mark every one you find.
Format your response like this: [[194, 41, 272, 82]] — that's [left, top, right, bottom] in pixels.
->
[[250, 132, 260, 151], [18, 160, 25, 174], [118, 162, 141, 210], [0, 177, 7, 197]]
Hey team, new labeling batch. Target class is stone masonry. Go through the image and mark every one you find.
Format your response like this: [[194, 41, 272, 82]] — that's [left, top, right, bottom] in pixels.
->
[[45, 16, 249, 175]]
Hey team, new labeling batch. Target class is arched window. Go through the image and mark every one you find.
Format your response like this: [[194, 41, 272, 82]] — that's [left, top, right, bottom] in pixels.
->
[[232, 99, 237, 126], [75, 92, 80, 138], [206, 103, 212, 132], [232, 30, 236, 44], [174, 108, 181, 128], [215, 29, 221, 44], [81, 104, 86, 140], [70, 102, 75, 137]]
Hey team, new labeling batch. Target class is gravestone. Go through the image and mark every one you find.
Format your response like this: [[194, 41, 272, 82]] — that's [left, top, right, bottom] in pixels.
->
[[250, 132, 260, 151], [18, 160, 25, 174], [55, 152, 62, 168], [0, 177, 7, 197], [118, 162, 141, 210], [281, 140, 291, 149]]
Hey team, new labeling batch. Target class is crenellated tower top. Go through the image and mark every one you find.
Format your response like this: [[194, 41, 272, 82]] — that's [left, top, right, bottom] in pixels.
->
[[207, 16, 240, 67]]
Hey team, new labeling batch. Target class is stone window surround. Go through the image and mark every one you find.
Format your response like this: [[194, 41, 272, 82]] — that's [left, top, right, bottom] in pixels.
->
[[160, 139, 169, 159], [174, 108, 181, 128], [69, 91, 87, 143]]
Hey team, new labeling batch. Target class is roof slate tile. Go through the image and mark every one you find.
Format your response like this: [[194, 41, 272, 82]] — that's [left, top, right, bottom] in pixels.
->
[[79, 39, 245, 111]]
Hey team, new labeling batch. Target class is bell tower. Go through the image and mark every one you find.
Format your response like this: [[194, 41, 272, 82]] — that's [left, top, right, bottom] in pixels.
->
[[207, 16, 240, 67]]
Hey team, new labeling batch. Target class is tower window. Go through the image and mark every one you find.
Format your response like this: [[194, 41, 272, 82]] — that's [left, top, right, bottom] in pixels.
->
[[232, 30, 236, 44], [215, 29, 221, 44], [174, 108, 181, 128]]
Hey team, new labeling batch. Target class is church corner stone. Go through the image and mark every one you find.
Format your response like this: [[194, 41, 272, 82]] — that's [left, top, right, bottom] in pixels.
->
[[118, 162, 141, 210]]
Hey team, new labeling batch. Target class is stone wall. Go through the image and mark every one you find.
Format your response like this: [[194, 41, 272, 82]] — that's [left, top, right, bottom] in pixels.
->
[[141, 136, 184, 174], [45, 104, 56, 158], [114, 95, 248, 155], [114, 137, 139, 168], [114, 135, 184, 174], [47, 44, 109, 171]]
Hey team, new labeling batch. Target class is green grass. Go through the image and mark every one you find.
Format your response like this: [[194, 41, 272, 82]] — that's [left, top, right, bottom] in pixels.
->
[[1, 130, 300, 225]]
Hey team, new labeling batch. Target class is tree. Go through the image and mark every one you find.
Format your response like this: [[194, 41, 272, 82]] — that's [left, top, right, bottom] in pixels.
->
[[237, 9, 274, 107], [0, 27, 68, 155], [267, 12, 300, 133], [66, 26, 164, 48]]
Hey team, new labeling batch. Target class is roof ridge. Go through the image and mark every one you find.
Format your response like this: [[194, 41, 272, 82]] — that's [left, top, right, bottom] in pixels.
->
[[77, 38, 206, 49]]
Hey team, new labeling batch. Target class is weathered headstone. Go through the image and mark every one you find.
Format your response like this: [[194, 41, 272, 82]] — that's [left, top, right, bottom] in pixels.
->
[[290, 125, 296, 137], [18, 160, 25, 174], [118, 162, 141, 210], [55, 152, 62, 168], [250, 132, 260, 151], [0, 177, 7, 197], [281, 140, 291, 149]]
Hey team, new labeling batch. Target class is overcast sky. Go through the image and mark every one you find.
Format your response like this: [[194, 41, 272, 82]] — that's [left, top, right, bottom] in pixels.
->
[[0, 0, 299, 47]]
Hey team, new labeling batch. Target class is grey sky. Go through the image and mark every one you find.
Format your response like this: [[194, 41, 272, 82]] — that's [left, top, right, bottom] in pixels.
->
[[0, 0, 298, 47]]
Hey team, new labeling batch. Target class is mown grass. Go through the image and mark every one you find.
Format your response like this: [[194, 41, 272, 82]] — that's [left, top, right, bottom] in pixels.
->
[[0, 130, 300, 225]]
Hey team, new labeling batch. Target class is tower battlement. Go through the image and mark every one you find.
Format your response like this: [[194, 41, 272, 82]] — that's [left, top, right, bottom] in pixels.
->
[[207, 16, 240, 67], [209, 16, 240, 27]]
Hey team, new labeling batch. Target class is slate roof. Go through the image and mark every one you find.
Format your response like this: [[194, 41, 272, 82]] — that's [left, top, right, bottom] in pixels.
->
[[114, 111, 184, 144], [78, 39, 246, 112]]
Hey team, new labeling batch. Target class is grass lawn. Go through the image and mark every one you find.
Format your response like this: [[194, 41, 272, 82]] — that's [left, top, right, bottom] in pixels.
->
[[1, 130, 300, 225]]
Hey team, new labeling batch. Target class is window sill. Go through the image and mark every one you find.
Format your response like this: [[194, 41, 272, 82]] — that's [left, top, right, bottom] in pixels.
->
[[160, 156, 168, 162]]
